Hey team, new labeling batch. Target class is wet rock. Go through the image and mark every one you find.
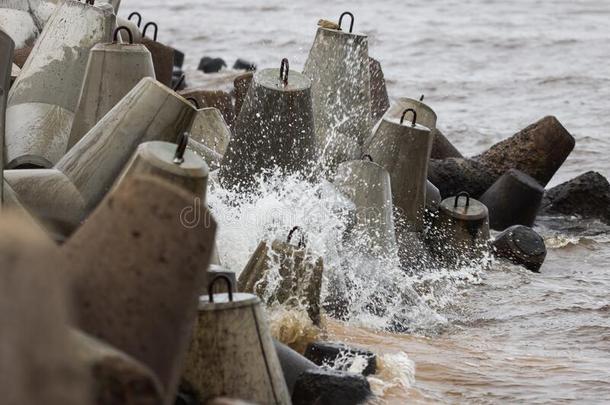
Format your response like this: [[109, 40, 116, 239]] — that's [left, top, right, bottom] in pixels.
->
[[292, 369, 373, 405], [233, 58, 256, 71], [479, 169, 545, 231], [475, 116, 575, 186], [430, 128, 463, 159], [304, 342, 377, 376], [198, 56, 227, 73], [539, 171, 610, 224], [368, 57, 389, 122], [72, 330, 164, 405], [428, 157, 496, 199], [492, 225, 547, 272], [274, 340, 318, 394]]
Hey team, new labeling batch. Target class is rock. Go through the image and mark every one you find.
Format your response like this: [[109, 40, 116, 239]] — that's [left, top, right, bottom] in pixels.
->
[[72, 330, 164, 405], [292, 369, 373, 405], [368, 57, 389, 122], [198, 56, 227, 73], [475, 116, 575, 186], [428, 158, 496, 199], [479, 169, 545, 231], [430, 128, 463, 159], [539, 171, 610, 224], [233, 58, 256, 71], [492, 225, 547, 272], [304, 342, 377, 376], [274, 340, 318, 394]]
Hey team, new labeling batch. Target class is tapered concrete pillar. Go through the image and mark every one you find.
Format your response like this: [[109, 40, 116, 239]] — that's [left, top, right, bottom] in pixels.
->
[[220, 59, 316, 189], [64, 175, 217, 405], [334, 157, 397, 256], [141, 22, 173, 87], [367, 108, 434, 231], [57, 77, 197, 211], [179, 88, 235, 129], [479, 169, 545, 230], [430, 128, 463, 159], [184, 278, 291, 405], [67, 26, 155, 149], [303, 12, 371, 172], [369, 57, 389, 122], [492, 225, 547, 272], [187, 138, 223, 170], [233, 71, 253, 119], [0, 214, 90, 405], [1, 29, 14, 205], [429, 192, 491, 263], [5, 0, 115, 168], [189, 107, 231, 155], [475, 116, 575, 186]]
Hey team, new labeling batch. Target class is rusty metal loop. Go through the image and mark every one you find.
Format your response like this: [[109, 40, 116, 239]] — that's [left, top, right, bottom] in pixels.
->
[[186, 97, 200, 109], [419, 94, 425, 101], [339, 11, 354, 33], [173, 73, 185, 91], [287, 226, 306, 249], [128, 12, 142, 28], [208, 275, 234, 303], [113, 26, 133, 44], [280, 58, 289, 86], [400, 108, 417, 126], [142, 21, 158, 41], [173, 132, 189, 165], [361, 154, 373, 162], [454, 191, 471, 208]]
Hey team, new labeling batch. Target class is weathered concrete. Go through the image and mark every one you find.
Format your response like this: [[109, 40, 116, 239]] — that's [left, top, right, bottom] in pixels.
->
[[10, 62, 18, 85], [428, 157, 497, 199], [431, 128, 463, 159], [6, 0, 115, 168], [539, 171, 610, 224], [220, 65, 316, 189], [238, 236, 324, 325], [303, 21, 371, 172], [233, 71, 253, 119], [425, 180, 442, 213], [68, 30, 155, 149], [475, 116, 575, 186], [492, 225, 547, 272], [479, 169, 545, 230], [0, 213, 90, 405], [12, 45, 31, 68], [64, 175, 217, 405], [1, 29, 14, 204], [428, 193, 491, 263], [179, 88, 235, 129], [304, 341, 377, 376], [187, 138, 223, 171], [184, 289, 291, 405], [189, 107, 231, 155], [274, 340, 318, 395], [141, 22, 173, 87], [71, 330, 164, 405], [116, 16, 143, 43], [334, 159, 397, 256], [369, 57, 389, 122], [57, 77, 196, 212], [292, 368, 373, 405], [367, 113, 434, 232], [207, 264, 236, 294], [0, 5, 38, 49]]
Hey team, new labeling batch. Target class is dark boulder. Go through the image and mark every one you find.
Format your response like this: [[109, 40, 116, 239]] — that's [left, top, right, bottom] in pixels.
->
[[292, 369, 373, 405], [492, 225, 547, 272], [198, 57, 227, 73], [304, 342, 377, 376], [233, 58, 257, 71]]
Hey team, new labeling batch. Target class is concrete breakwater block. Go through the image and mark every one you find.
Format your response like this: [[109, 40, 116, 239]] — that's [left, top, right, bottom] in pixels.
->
[[233, 71, 253, 119], [492, 225, 547, 272], [141, 22, 174, 87], [367, 108, 434, 232], [431, 127, 463, 159], [1, 28, 14, 204], [12, 45, 31, 68], [304, 342, 377, 376], [71, 330, 164, 405], [539, 171, 610, 224], [67, 26, 156, 149], [187, 138, 223, 171], [292, 368, 373, 405], [304, 13, 371, 172], [183, 279, 292, 405], [179, 88, 235, 129], [0, 3, 38, 49], [428, 157, 497, 199], [369, 57, 389, 122], [479, 169, 545, 231], [274, 340, 318, 395], [220, 60, 316, 189], [63, 176, 217, 404], [475, 116, 575, 186], [189, 107, 231, 155], [238, 229, 324, 325], [0, 214, 90, 405], [5, 0, 115, 168]]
